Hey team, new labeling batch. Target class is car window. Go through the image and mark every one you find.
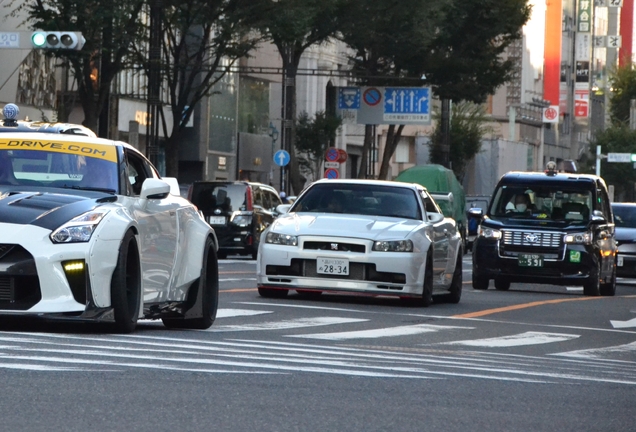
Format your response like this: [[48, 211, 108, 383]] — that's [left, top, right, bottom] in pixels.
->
[[490, 185, 594, 223], [420, 191, 442, 214], [613, 205, 636, 227], [291, 183, 421, 220], [125, 150, 152, 196], [192, 183, 247, 212]]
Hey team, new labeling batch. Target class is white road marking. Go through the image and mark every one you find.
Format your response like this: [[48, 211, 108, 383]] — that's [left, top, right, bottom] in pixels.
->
[[290, 324, 471, 340], [238, 301, 362, 313], [220, 278, 256, 282], [553, 341, 636, 360], [216, 309, 272, 318], [610, 317, 636, 329], [206, 317, 367, 332], [444, 331, 579, 347]]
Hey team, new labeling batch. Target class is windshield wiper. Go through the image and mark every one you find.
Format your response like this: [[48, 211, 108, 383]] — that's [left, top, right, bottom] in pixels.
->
[[62, 185, 116, 194]]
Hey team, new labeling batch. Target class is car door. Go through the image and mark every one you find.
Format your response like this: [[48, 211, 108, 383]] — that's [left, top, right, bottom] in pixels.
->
[[421, 191, 452, 285], [593, 183, 617, 280], [125, 149, 179, 302]]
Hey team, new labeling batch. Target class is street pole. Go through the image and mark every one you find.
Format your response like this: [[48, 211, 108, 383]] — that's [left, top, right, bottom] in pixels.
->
[[596, 145, 601, 176]]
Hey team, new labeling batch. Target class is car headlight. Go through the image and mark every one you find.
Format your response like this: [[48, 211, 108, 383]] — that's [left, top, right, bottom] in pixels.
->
[[564, 231, 593, 245], [50, 209, 110, 243], [266, 232, 298, 246], [372, 240, 413, 252], [230, 211, 252, 227], [478, 226, 502, 240]]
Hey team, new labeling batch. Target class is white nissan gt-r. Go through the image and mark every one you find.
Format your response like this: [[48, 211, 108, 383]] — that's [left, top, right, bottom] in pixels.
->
[[0, 108, 218, 333], [256, 179, 463, 306]]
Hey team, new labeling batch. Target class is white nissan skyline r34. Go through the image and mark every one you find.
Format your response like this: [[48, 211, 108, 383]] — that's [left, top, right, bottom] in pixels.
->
[[256, 179, 463, 306], [0, 106, 218, 333]]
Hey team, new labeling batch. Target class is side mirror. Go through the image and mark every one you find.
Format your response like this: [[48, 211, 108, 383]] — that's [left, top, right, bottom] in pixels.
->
[[591, 209, 607, 224], [468, 208, 484, 217], [427, 212, 444, 223], [276, 204, 292, 215], [140, 178, 171, 199]]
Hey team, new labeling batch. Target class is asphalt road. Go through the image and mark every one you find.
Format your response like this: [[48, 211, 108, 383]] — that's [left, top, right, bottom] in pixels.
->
[[1, 253, 635, 432]]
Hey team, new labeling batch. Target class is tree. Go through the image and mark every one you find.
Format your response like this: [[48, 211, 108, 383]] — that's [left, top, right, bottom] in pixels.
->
[[133, 0, 264, 178], [256, 0, 343, 194], [295, 111, 342, 182], [429, 101, 493, 183], [13, 0, 145, 134], [586, 126, 636, 201], [608, 64, 636, 126], [337, 0, 449, 179]]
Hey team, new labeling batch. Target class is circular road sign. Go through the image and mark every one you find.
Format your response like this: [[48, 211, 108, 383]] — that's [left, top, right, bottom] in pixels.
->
[[337, 149, 348, 163], [324, 168, 339, 179], [363, 87, 382, 106], [544, 107, 558, 121], [325, 147, 340, 162], [273, 149, 290, 166]]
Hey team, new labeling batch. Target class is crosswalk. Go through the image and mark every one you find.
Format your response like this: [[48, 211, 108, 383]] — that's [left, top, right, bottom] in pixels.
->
[[0, 305, 635, 384]]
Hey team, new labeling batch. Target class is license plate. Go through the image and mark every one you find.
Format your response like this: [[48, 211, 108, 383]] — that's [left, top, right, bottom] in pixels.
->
[[518, 254, 543, 267], [317, 258, 349, 275], [208, 216, 226, 225], [618, 256, 624, 267]]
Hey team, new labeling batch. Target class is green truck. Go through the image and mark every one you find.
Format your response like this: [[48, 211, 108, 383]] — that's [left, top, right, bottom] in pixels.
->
[[395, 164, 467, 252]]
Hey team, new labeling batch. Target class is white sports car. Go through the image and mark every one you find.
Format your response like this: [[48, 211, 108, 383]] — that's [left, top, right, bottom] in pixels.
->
[[256, 179, 463, 305], [0, 118, 218, 332]]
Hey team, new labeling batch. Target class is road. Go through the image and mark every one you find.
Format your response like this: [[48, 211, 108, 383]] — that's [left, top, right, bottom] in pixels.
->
[[1, 253, 635, 431]]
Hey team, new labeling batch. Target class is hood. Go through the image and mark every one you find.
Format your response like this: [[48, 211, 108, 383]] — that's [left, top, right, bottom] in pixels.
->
[[0, 190, 111, 230], [270, 213, 420, 240]]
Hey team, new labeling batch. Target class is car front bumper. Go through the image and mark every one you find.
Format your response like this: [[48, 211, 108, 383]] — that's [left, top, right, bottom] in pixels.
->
[[256, 238, 427, 297]]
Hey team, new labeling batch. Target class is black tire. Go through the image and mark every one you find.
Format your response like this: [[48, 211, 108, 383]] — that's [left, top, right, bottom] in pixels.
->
[[162, 237, 219, 329], [420, 254, 434, 307], [442, 252, 462, 304], [250, 246, 258, 260], [600, 270, 616, 297], [110, 230, 141, 334], [472, 272, 489, 290], [494, 278, 511, 291], [217, 251, 227, 260], [583, 272, 601, 296], [258, 287, 289, 298]]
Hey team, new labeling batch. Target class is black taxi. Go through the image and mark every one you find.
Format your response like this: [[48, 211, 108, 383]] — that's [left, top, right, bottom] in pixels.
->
[[472, 162, 617, 296]]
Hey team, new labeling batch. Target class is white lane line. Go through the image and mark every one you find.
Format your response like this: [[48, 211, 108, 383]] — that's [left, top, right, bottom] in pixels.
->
[[443, 331, 579, 347], [238, 301, 362, 312], [553, 341, 636, 360], [216, 309, 272, 318], [206, 317, 367, 332], [289, 324, 472, 340]]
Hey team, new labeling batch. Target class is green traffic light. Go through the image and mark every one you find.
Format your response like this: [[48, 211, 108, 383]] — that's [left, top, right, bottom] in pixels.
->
[[632, 154, 636, 162], [32, 32, 46, 48]]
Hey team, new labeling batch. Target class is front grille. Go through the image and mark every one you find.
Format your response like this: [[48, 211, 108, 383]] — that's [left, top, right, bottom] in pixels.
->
[[500, 229, 565, 260], [0, 244, 42, 310], [266, 258, 405, 284], [502, 230, 563, 247], [303, 241, 366, 253]]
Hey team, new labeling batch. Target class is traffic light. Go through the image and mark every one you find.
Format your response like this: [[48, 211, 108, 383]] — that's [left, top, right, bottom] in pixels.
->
[[31, 31, 85, 50], [631, 154, 636, 162]]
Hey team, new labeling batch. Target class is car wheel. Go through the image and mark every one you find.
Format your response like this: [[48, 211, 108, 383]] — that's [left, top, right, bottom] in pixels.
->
[[494, 278, 510, 291], [472, 272, 489, 290], [110, 230, 141, 334], [420, 254, 434, 307], [163, 237, 219, 329], [442, 252, 462, 304], [600, 271, 616, 297], [258, 287, 289, 298], [583, 271, 601, 296], [218, 251, 227, 260], [251, 246, 258, 260]]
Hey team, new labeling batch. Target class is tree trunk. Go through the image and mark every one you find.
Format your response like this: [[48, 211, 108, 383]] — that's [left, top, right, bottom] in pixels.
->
[[164, 131, 180, 178], [357, 124, 374, 178], [378, 124, 405, 179]]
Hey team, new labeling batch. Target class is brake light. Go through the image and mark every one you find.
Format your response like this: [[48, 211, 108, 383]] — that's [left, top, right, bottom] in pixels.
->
[[245, 186, 253, 211]]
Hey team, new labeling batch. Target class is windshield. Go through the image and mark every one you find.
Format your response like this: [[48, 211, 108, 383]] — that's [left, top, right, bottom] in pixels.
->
[[613, 205, 636, 228], [0, 146, 119, 193], [290, 183, 422, 220], [489, 184, 593, 222], [191, 183, 247, 213]]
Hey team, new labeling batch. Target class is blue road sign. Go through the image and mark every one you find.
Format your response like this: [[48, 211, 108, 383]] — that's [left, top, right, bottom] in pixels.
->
[[384, 87, 429, 115], [324, 168, 339, 179], [273, 149, 290, 167], [338, 87, 360, 109]]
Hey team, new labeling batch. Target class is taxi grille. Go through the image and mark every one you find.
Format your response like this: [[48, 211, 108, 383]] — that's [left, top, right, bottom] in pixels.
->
[[499, 230, 565, 260]]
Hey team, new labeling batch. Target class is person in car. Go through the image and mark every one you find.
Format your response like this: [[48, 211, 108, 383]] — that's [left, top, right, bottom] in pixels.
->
[[80, 157, 118, 191], [506, 194, 532, 213]]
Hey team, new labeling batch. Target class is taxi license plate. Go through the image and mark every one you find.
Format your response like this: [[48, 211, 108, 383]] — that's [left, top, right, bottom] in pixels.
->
[[208, 216, 226, 225], [617, 256, 624, 267], [518, 254, 543, 267], [317, 258, 349, 275]]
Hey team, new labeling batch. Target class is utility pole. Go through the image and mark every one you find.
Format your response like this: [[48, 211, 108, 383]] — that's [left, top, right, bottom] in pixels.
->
[[146, 0, 162, 168]]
